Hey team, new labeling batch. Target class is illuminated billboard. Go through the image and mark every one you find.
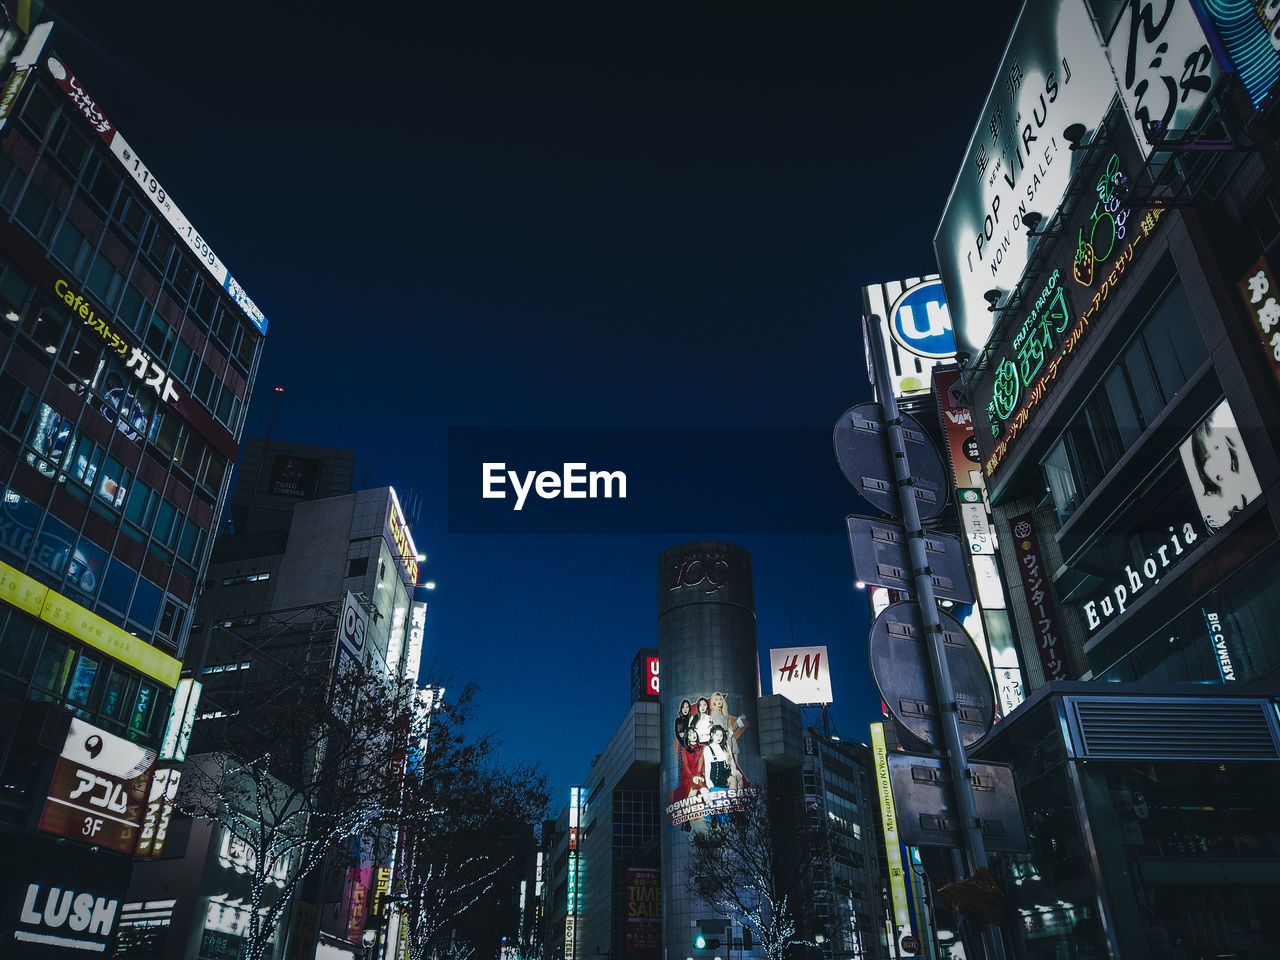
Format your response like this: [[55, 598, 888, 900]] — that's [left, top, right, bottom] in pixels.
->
[[134, 767, 182, 859], [630, 648, 660, 702], [43, 54, 268, 333], [39, 719, 157, 855], [337, 591, 369, 665], [667, 689, 755, 825], [385, 488, 420, 585], [870, 724, 912, 938], [1092, 0, 1221, 154], [863, 276, 954, 397], [768, 646, 833, 705], [1178, 399, 1262, 534], [935, 0, 1116, 360], [625, 867, 661, 959]]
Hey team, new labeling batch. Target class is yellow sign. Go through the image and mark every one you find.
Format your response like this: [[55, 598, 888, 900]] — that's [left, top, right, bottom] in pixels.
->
[[871, 723, 910, 928], [0, 559, 180, 687], [0, 562, 48, 616]]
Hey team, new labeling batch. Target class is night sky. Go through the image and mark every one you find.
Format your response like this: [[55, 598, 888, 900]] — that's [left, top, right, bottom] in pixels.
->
[[43, 1, 1022, 809]]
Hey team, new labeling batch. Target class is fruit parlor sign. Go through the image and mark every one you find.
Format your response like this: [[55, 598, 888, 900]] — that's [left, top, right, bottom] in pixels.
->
[[978, 143, 1165, 478]]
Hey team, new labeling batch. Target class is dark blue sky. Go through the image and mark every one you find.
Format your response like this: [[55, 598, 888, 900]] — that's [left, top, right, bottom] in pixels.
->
[[46, 1, 1021, 809]]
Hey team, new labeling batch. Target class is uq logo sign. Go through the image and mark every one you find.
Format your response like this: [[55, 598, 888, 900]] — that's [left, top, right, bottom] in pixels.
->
[[888, 279, 955, 360]]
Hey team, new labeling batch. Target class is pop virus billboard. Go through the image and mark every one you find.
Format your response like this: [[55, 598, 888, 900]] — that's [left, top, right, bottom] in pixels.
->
[[935, 0, 1116, 361]]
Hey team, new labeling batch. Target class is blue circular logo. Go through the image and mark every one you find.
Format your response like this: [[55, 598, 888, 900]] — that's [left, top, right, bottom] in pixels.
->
[[889, 279, 955, 360]]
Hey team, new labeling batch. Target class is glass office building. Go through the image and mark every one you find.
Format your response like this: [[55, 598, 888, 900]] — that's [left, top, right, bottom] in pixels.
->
[[0, 21, 265, 958]]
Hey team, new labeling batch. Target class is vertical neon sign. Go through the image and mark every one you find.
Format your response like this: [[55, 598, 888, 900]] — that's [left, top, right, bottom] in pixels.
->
[[565, 786, 584, 960], [871, 724, 911, 937]]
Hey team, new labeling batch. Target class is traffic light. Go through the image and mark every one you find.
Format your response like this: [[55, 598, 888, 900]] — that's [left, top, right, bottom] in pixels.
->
[[693, 920, 727, 953]]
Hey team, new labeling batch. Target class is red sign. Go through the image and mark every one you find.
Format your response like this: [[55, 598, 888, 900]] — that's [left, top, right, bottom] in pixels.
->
[[1007, 513, 1073, 682], [933, 368, 980, 489], [345, 866, 371, 943], [646, 656, 660, 696], [38, 719, 156, 854], [1237, 255, 1280, 391]]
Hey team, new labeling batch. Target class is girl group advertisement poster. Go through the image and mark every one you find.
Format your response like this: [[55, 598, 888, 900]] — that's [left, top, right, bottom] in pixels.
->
[[667, 691, 754, 826]]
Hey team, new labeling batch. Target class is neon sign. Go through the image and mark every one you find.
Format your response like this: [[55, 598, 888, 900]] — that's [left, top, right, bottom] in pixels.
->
[[983, 204, 1165, 477], [385, 489, 419, 585], [985, 154, 1133, 441]]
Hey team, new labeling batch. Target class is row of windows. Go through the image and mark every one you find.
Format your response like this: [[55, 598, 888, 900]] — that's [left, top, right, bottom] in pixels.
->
[[202, 660, 251, 675], [0, 255, 231, 505], [221, 571, 270, 586], [0, 605, 169, 745], [1043, 278, 1206, 525], [0, 483, 184, 642], [57, 218, 249, 420], [14, 81, 260, 377], [0, 187, 247, 437], [0, 366, 213, 571]]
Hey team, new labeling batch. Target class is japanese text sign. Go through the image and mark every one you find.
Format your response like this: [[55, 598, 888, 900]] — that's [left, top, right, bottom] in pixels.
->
[[39, 719, 157, 854], [1007, 512, 1074, 681], [1238, 255, 1280, 390]]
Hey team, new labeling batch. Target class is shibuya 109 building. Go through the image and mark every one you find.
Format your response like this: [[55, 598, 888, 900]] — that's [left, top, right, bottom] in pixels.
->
[[657, 542, 767, 960], [927, 0, 1280, 956]]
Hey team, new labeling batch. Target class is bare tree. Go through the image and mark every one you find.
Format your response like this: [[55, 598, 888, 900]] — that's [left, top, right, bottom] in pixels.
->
[[685, 791, 819, 960], [397, 686, 548, 960], [179, 662, 414, 960]]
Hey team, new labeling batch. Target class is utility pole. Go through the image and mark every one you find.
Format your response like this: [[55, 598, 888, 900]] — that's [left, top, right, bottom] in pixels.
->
[[862, 316, 1005, 960]]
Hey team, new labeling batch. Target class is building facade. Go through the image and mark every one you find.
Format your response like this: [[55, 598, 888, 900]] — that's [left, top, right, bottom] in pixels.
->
[[658, 540, 766, 960], [0, 17, 267, 959], [119, 441, 425, 960], [928, 1, 1280, 956], [539, 544, 888, 960]]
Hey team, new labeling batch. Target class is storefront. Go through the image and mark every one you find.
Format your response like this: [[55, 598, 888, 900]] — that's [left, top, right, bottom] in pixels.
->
[[971, 682, 1280, 959]]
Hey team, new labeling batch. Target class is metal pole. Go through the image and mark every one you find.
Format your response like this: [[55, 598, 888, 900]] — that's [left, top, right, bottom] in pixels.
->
[[862, 317, 1004, 960]]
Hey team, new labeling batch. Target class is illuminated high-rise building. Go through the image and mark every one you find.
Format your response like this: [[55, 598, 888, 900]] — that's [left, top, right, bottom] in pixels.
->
[[0, 16, 268, 959], [117, 438, 427, 960]]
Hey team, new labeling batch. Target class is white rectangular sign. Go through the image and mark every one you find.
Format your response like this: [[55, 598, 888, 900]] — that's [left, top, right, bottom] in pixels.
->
[[44, 56, 268, 334], [63, 717, 156, 779], [769, 645, 833, 705], [935, 0, 1116, 360], [959, 496, 994, 555], [1100, 0, 1221, 155], [337, 590, 369, 665]]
